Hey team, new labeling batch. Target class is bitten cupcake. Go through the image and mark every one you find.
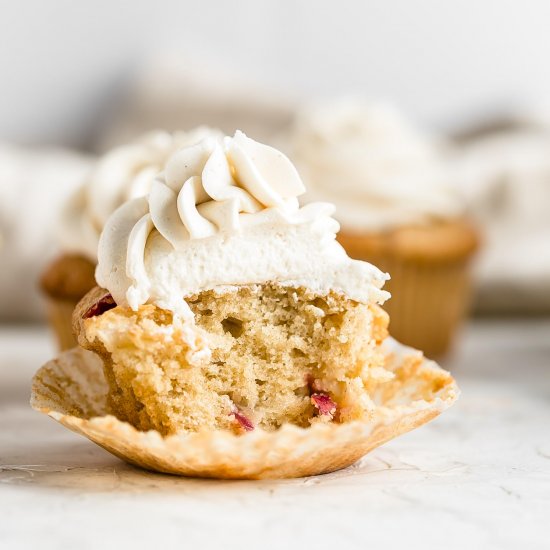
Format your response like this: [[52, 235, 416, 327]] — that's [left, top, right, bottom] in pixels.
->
[[32, 130, 458, 478], [40, 127, 220, 349], [74, 130, 391, 434], [287, 100, 479, 356]]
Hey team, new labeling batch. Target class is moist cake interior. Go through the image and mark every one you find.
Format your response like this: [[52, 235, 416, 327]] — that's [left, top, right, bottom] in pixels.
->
[[81, 283, 389, 435]]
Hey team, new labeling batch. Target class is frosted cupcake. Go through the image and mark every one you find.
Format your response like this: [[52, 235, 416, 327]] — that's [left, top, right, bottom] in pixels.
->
[[73, 130, 391, 434], [33, 131, 458, 478], [287, 100, 479, 356], [40, 127, 220, 349]]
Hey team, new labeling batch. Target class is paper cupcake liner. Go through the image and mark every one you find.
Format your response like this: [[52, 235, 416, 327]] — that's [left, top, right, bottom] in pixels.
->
[[44, 298, 80, 351], [380, 258, 473, 357], [30, 338, 458, 479]]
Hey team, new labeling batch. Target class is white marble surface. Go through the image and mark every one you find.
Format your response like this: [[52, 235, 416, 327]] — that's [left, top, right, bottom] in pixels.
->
[[1, 320, 549, 550]]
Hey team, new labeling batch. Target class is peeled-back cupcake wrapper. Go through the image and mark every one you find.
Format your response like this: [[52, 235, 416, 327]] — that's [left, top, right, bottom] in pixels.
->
[[30, 338, 458, 480]]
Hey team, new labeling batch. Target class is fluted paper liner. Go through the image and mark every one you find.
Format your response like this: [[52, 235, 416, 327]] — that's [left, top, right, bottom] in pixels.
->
[[377, 258, 473, 357], [31, 338, 458, 479]]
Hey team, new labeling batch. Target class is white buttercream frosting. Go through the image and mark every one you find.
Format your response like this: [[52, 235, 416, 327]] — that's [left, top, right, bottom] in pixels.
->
[[58, 127, 222, 259], [95, 130, 390, 316], [287, 100, 463, 231]]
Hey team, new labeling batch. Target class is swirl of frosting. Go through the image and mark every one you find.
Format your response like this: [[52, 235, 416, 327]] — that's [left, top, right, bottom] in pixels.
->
[[287, 100, 463, 230], [96, 131, 389, 315], [58, 127, 222, 259]]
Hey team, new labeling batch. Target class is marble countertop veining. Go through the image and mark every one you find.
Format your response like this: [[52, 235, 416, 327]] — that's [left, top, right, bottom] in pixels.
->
[[1, 320, 549, 550]]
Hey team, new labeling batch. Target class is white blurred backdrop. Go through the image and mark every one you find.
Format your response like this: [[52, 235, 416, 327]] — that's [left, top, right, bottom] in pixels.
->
[[2, 0, 550, 321], [2, 0, 550, 145]]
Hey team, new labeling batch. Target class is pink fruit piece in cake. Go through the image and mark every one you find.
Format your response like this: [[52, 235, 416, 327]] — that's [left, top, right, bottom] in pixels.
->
[[83, 294, 116, 319], [311, 393, 337, 417], [232, 409, 255, 431]]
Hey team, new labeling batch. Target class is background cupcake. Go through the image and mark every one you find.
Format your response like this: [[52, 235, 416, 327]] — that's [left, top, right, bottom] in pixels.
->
[[286, 100, 479, 357], [40, 126, 220, 349]]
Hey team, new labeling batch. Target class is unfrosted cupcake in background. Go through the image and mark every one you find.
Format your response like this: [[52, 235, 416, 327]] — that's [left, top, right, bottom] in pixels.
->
[[40, 126, 220, 349], [286, 100, 479, 357]]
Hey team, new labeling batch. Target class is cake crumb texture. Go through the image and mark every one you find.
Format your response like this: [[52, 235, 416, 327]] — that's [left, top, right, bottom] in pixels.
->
[[81, 284, 389, 435]]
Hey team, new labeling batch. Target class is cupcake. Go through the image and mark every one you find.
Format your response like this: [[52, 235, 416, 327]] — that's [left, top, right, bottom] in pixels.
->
[[40, 127, 221, 349], [32, 130, 458, 478], [287, 100, 479, 356]]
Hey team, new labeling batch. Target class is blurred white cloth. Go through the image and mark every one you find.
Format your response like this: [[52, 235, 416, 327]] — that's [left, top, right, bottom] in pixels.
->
[[98, 54, 296, 151], [452, 122, 550, 312], [0, 145, 93, 321]]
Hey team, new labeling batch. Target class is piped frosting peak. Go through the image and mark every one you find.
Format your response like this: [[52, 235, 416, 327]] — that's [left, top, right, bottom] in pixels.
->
[[95, 131, 390, 316]]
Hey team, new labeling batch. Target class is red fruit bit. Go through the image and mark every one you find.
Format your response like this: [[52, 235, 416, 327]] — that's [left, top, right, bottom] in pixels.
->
[[83, 293, 116, 319], [311, 393, 337, 417], [232, 409, 254, 432]]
